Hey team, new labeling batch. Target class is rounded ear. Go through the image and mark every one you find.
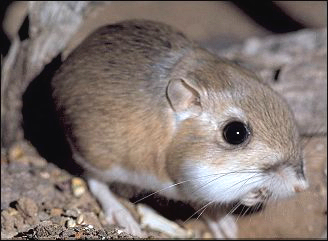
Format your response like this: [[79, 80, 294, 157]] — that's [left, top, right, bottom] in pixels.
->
[[166, 78, 202, 118]]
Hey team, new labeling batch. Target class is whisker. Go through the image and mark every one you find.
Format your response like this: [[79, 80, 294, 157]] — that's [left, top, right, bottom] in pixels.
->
[[132, 169, 265, 205], [189, 170, 261, 196], [130, 153, 279, 222], [228, 201, 243, 216], [255, 200, 263, 213], [195, 204, 209, 221], [187, 171, 265, 219], [131, 179, 190, 205], [263, 194, 271, 223], [235, 202, 246, 222], [183, 200, 215, 224], [131, 172, 237, 204], [245, 204, 255, 225], [220, 201, 243, 225], [181, 169, 268, 223], [229, 172, 262, 190]]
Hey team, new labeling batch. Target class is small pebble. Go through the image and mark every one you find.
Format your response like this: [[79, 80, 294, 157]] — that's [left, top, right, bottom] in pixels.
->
[[66, 219, 76, 228], [17, 197, 38, 218], [29, 156, 47, 168], [51, 169, 62, 177], [38, 211, 50, 221], [50, 208, 63, 217], [64, 208, 80, 218], [81, 212, 103, 229], [71, 177, 87, 197], [76, 214, 84, 225], [7, 142, 47, 166], [40, 171, 50, 179], [7, 208, 19, 216], [8, 145, 24, 161], [50, 216, 64, 225], [61, 229, 76, 237]]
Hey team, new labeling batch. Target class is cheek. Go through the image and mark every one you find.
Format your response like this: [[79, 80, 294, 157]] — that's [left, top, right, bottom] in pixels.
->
[[166, 141, 218, 179], [178, 163, 266, 204]]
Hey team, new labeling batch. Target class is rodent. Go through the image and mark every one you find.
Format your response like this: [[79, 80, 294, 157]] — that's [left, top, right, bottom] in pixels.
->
[[51, 19, 308, 238]]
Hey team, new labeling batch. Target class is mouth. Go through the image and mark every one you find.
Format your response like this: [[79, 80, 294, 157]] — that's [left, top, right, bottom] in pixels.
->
[[229, 188, 270, 216], [240, 187, 271, 207]]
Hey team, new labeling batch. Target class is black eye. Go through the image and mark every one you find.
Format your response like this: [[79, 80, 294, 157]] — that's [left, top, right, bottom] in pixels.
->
[[223, 121, 250, 145]]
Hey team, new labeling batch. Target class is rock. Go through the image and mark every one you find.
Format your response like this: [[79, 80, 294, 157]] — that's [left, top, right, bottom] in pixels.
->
[[7, 140, 47, 167], [15, 197, 39, 226], [64, 208, 81, 218], [66, 218, 77, 228], [50, 208, 63, 217], [8, 143, 24, 161], [49, 216, 66, 226], [1, 207, 26, 239], [71, 177, 87, 197], [76, 214, 84, 225], [38, 210, 50, 221]]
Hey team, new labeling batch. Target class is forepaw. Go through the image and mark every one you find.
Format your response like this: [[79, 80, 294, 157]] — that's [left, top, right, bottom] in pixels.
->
[[205, 214, 238, 239], [240, 188, 269, 206], [105, 208, 145, 237], [87, 178, 145, 237]]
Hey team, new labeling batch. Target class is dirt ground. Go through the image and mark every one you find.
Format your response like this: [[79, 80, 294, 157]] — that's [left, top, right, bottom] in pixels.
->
[[1, 1, 327, 239], [1, 137, 326, 239]]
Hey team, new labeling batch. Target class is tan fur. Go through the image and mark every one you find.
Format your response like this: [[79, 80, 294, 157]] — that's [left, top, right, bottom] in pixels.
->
[[51, 19, 305, 200]]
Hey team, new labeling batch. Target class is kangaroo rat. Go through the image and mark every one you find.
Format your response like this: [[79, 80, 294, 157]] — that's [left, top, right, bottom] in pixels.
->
[[51, 19, 308, 238]]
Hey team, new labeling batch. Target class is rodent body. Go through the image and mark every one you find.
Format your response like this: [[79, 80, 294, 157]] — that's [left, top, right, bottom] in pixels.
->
[[51, 20, 308, 237]]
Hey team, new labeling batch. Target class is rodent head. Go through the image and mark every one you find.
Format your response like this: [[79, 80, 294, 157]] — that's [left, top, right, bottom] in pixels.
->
[[166, 53, 308, 208]]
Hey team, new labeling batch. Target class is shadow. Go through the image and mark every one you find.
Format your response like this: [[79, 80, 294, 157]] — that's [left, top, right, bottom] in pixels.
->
[[22, 54, 83, 176], [231, 1, 305, 33], [0, 0, 13, 57], [18, 15, 29, 41], [230, 202, 264, 216], [129, 193, 264, 222], [130, 192, 197, 221]]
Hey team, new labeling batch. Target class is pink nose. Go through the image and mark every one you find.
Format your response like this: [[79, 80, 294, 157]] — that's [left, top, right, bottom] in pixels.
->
[[293, 184, 307, 193]]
